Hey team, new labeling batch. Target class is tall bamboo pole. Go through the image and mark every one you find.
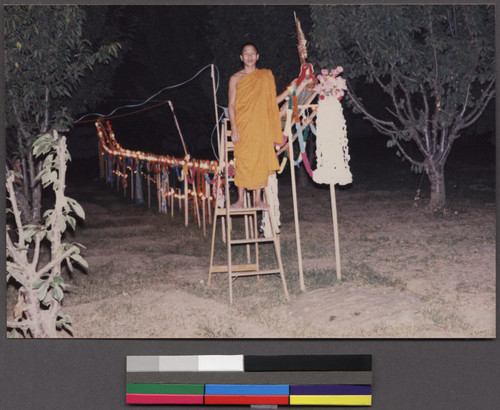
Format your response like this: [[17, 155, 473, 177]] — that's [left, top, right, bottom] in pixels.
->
[[330, 185, 342, 280], [286, 106, 306, 292], [184, 173, 188, 227]]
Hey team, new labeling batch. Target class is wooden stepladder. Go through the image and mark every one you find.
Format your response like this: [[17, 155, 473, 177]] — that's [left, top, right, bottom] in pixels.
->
[[208, 119, 289, 304]]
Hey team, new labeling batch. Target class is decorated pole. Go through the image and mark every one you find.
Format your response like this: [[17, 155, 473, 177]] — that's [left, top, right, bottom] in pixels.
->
[[147, 162, 151, 208], [184, 171, 188, 227], [313, 68, 351, 281], [211, 64, 221, 167], [287, 12, 316, 292], [329, 186, 342, 280], [169, 101, 189, 156], [285, 96, 306, 291]]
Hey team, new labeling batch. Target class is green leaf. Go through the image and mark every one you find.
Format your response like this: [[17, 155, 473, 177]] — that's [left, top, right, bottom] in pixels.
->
[[9, 329, 22, 338], [41, 288, 53, 307], [62, 323, 73, 335], [67, 197, 85, 219], [386, 139, 396, 148], [66, 256, 74, 273], [37, 281, 49, 301], [53, 285, 64, 302], [70, 253, 88, 270], [66, 215, 76, 231], [51, 276, 63, 286], [32, 278, 46, 290]]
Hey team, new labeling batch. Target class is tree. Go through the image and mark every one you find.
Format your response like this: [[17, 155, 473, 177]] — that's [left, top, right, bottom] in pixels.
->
[[5, 5, 123, 222], [6, 132, 87, 338], [311, 5, 495, 210]]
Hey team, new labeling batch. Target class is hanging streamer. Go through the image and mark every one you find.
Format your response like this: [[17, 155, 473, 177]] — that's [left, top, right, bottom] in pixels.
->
[[135, 160, 145, 205]]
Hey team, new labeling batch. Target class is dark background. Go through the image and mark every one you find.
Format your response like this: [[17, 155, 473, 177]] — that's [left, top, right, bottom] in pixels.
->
[[1, 1, 498, 409]]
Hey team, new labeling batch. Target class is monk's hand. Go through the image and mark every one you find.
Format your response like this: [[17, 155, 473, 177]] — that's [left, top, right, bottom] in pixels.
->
[[231, 129, 241, 144]]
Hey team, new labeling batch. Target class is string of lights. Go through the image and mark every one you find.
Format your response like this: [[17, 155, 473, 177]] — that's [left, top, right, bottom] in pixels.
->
[[74, 63, 222, 123]]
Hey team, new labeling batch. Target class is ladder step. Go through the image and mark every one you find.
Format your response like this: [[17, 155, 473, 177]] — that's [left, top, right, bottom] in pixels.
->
[[231, 269, 281, 278], [215, 207, 267, 215], [210, 264, 258, 274], [230, 237, 274, 245]]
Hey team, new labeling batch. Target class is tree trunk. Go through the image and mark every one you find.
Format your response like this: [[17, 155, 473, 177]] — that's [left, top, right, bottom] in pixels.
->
[[426, 161, 446, 210], [32, 162, 43, 223], [23, 287, 57, 338]]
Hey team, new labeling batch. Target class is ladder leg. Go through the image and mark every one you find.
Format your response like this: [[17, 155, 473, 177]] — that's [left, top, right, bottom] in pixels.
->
[[264, 187, 289, 301], [208, 209, 220, 287], [226, 205, 233, 305], [243, 192, 252, 264]]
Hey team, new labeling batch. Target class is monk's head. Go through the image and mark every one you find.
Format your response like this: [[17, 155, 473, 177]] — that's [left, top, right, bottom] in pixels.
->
[[239, 42, 259, 66]]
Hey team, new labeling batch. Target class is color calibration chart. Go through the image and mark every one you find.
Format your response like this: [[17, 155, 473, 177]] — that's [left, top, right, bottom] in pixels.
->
[[126, 354, 372, 406]]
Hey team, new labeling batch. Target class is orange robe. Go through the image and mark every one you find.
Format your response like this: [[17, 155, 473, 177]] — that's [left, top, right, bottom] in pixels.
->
[[234, 69, 283, 189]]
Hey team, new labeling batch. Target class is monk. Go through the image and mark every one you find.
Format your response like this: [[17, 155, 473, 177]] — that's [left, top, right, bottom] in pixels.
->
[[228, 42, 295, 209]]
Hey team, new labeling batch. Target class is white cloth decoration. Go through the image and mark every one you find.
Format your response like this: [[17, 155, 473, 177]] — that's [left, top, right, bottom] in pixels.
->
[[262, 173, 280, 238], [313, 96, 352, 185]]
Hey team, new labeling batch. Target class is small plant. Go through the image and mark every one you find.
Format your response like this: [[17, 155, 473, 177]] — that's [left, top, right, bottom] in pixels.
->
[[6, 131, 87, 338]]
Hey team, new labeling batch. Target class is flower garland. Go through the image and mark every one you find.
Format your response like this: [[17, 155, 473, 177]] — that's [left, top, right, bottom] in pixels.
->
[[315, 67, 347, 101], [312, 67, 352, 186]]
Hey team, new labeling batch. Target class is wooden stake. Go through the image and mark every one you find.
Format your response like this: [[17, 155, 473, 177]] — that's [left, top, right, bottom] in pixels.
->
[[98, 142, 104, 179], [169, 102, 189, 156], [130, 162, 134, 200], [116, 159, 120, 192], [202, 197, 206, 236], [329, 184, 342, 281], [147, 162, 151, 208], [192, 176, 201, 227], [123, 160, 127, 197], [184, 174, 188, 227], [157, 171, 161, 213], [287, 113, 306, 292], [211, 64, 222, 159]]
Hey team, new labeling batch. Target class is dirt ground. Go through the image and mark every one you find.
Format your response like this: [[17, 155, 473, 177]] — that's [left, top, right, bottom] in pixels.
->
[[6, 137, 496, 339], [47, 149, 495, 339]]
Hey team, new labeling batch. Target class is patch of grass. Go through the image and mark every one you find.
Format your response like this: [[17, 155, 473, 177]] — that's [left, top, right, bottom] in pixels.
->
[[422, 305, 470, 333], [284, 264, 406, 293], [196, 316, 237, 338], [346, 264, 407, 290]]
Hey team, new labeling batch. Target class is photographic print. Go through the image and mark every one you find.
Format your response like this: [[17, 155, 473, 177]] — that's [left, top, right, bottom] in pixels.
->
[[5, 4, 495, 339]]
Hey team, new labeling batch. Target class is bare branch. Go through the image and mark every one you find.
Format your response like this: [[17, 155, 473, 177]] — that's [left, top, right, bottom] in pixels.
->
[[7, 320, 33, 330], [6, 173, 27, 247], [10, 96, 31, 140], [462, 80, 495, 128], [30, 234, 42, 271], [394, 139, 420, 166], [440, 129, 455, 167], [459, 79, 472, 118], [347, 86, 395, 128], [355, 39, 391, 92], [42, 87, 50, 134], [419, 84, 432, 152], [439, 128, 447, 155], [37, 246, 78, 278], [6, 237, 28, 282]]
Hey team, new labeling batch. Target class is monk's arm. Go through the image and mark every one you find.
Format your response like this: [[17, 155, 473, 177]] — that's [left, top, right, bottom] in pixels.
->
[[228, 75, 240, 144]]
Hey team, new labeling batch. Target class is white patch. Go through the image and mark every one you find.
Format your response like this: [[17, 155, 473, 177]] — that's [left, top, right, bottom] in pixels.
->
[[313, 96, 352, 186]]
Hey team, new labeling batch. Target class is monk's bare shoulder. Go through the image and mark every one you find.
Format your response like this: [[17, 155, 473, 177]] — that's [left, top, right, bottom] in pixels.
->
[[229, 70, 247, 87]]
